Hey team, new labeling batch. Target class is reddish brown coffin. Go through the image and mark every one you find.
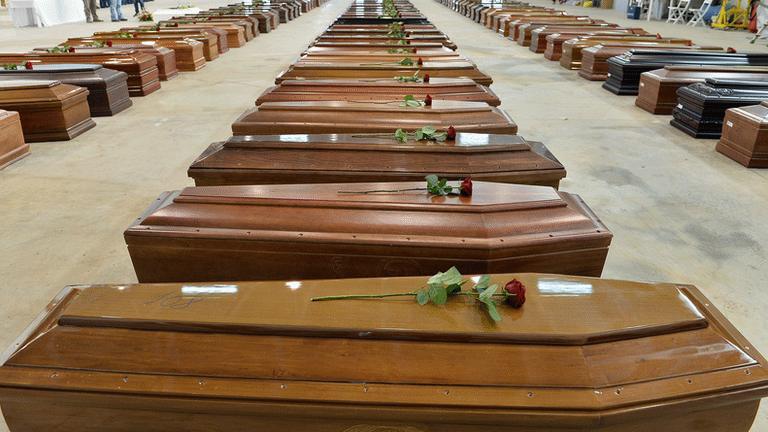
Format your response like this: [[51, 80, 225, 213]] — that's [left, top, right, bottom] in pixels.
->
[[299, 52, 466, 62], [311, 41, 449, 50], [0, 110, 28, 169], [315, 35, 457, 49], [531, 27, 647, 55], [578, 45, 722, 81], [232, 100, 517, 135], [560, 37, 693, 70], [126, 181, 611, 282], [303, 45, 458, 57], [517, 22, 615, 47], [0, 51, 160, 96], [256, 78, 501, 106], [47, 46, 178, 81], [188, 133, 565, 187], [545, 34, 661, 61], [0, 80, 95, 142], [70, 36, 206, 71], [276, 61, 492, 85], [161, 23, 247, 47], [106, 29, 220, 61], [636, 66, 768, 114], [507, 16, 594, 41], [716, 102, 768, 168]]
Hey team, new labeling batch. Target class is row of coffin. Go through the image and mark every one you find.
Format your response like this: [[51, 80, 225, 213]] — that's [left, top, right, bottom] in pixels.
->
[[0, 1, 766, 431], [0, 0, 319, 169], [437, 0, 768, 168]]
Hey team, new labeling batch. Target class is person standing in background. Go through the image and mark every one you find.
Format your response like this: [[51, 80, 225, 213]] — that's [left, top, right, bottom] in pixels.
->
[[83, 0, 102, 22], [133, 0, 145, 17], [110, 0, 127, 21]]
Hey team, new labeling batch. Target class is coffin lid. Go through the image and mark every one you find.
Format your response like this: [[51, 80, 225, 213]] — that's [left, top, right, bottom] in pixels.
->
[[0, 79, 60, 89], [291, 60, 475, 70], [251, 99, 495, 113], [0, 63, 102, 73], [1, 274, 766, 414], [663, 64, 768, 73], [273, 77, 481, 88], [706, 77, 768, 88]]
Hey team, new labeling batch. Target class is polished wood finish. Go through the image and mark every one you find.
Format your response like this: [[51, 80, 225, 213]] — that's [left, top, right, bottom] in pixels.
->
[[0, 80, 95, 142], [303, 45, 459, 58], [559, 37, 692, 70], [188, 132, 565, 187], [1, 274, 766, 430], [125, 181, 610, 282], [0, 110, 28, 169], [532, 28, 648, 55], [0, 50, 159, 97], [256, 78, 501, 106], [578, 45, 722, 81], [516, 22, 614, 47], [545, 34, 660, 61], [46, 45, 178, 81], [232, 100, 517, 135], [717, 101, 768, 167], [106, 29, 220, 61], [636, 66, 768, 114], [506, 16, 594, 41], [161, 23, 247, 47], [276, 61, 493, 85], [66, 36, 206, 72], [316, 35, 458, 50], [0, 63, 132, 117]]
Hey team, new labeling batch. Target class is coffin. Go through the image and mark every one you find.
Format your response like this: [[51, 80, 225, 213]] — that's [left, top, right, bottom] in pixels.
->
[[636, 65, 768, 114], [302, 46, 460, 58], [535, 29, 648, 56], [65, 36, 206, 72], [516, 22, 614, 47], [201, 12, 271, 34], [126, 181, 610, 282], [188, 132, 565, 187], [315, 35, 458, 50], [671, 79, 768, 139], [256, 78, 501, 105], [544, 34, 661, 61], [275, 61, 493, 85], [108, 29, 220, 60], [160, 22, 247, 47], [578, 45, 722, 81], [44, 46, 179, 81], [0, 80, 95, 142], [560, 37, 692, 70], [0, 110, 28, 169], [0, 63, 132, 117], [506, 16, 593, 41], [604, 51, 768, 95], [716, 102, 768, 167], [298, 53, 468, 62], [311, 41, 449, 51], [232, 100, 517, 135], [0, 51, 159, 97], [323, 28, 445, 36], [497, 12, 566, 36]]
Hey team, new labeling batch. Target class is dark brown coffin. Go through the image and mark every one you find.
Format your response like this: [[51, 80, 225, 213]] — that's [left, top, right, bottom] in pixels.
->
[[256, 78, 501, 106], [48, 46, 178, 81], [578, 45, 722, 81], [560, 37, 693, 70], [0, 80, 95, 142], [232, 100, 517, 135], [717, 102, 768, 167], [0, 51, 160, 97], [0, 110, 28, 169], [1, 275, 767, 431], [188, 133, 565, 187], [66, 36, 206, 72], [636, 66, 768, 114], [0, 63, 132, 117], [275, 61, 493, 85], [126, 181, 611, 282]]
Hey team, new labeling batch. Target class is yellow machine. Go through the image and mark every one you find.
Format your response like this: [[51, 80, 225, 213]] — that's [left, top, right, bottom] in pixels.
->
[[711, 0, 750, 29]]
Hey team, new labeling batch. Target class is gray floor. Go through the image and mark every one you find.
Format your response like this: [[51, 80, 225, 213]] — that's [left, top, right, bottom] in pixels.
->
[[0, 0, 767, 429]]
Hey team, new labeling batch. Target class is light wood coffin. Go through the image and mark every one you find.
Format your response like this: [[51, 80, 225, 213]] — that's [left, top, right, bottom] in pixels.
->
[[256, 78, 501, 106], [0, 63, 132, 117], [578, 45, 722, 81], [188, 133, 565, 187], [275, 61, 493, 85], [0, 110, 28, 169], [544, 34, 661, 61], [717, 102, 768, 167], [48, 46, 179, 81], [0, 80, 95, 142], [2, 274, 767, 431], [559, 37, 692, 70], [65, 36, 206, 72], [636, 65, 768, 114], [232, 100, 517, 135], [125, 181, 610, 282], [0, 51, 160, 97]]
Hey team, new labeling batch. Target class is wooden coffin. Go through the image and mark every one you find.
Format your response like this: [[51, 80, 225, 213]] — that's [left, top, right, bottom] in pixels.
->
[[0, 80, 95, 142], [66, 36, 206, 72], [200, 12, 268, 35], [516, 22, 614, 47], [717, 102, 768, 167], [161, 22, 247, 47], [579, 45, 722, 81], [110, 29, 221, 60], [532, 28, 648, 55], [126, 181, 610, 282], [0, 63, 131, 117], [311, 41, 449, 51], [41, 46, 178, 82], [636, 65, 768, 114], [560, 37, 692, 70], [323, 28, 445, 36], [2, 275, 767, 431], [276, 61, 493, 85], [604, 51, 768, 95], [507, 16, 593, 41], [256, 78, 501, 105], [486, 9, 554, 31], [232, 100, 517, 135], [0, 110, 28, 169], [315, 35, 458, 50], [302, 46, 459, 58], [216, 6, 279, 32], [0, 51, 159, 97], [545, 34, 661, 61], [174, 17, 257, 41], [188, 132, 565, 187], [298, 53, 468, 62], [497, 12, 566, 36], [671, 79, 768, 139]]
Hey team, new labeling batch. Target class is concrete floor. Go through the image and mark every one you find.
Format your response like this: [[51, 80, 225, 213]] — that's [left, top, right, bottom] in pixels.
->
[[0, 0, 767, 429]]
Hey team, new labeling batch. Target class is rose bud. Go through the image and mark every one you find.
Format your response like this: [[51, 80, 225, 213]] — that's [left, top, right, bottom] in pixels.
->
[[68, 47, 75, 53], [727, 47, 737, 53], [446, 125, 456, 140], [655, 33, 662, 39], [423, 73, 430, 83], [424, 94, 432, 106], [459, 176, 472, 196], [406, 39, 411, 45], [24, 61, 33, 70], [417, 57, 423, 66], [504, 279, 526, 308], [106, 40, 113, 47]]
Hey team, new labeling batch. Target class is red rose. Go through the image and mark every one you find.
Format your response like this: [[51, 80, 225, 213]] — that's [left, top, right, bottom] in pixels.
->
[[423, 73, 430, 83], [446, 125, 456, 140], [417, 57, 423, 66], [459, 177, 472, 196], [727, 47, 737, 53], [24, 61, 33, 70], [68, 47, 75, 53], [106, 40, 113, 47], [424, 94, 432, 106], [504, 279, 526, 308]]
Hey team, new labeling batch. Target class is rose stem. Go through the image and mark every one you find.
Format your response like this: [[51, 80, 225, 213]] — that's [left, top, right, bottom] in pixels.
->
[[311, 292, 417, 301], [337, 188, 426, 194]]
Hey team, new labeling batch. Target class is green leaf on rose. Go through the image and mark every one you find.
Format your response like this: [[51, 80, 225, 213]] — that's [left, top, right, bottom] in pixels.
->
[[399, 57, 415, 66], [428, 283, 448, 305], [416, 289, 429, 305], [394, 128, 408, 143]]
